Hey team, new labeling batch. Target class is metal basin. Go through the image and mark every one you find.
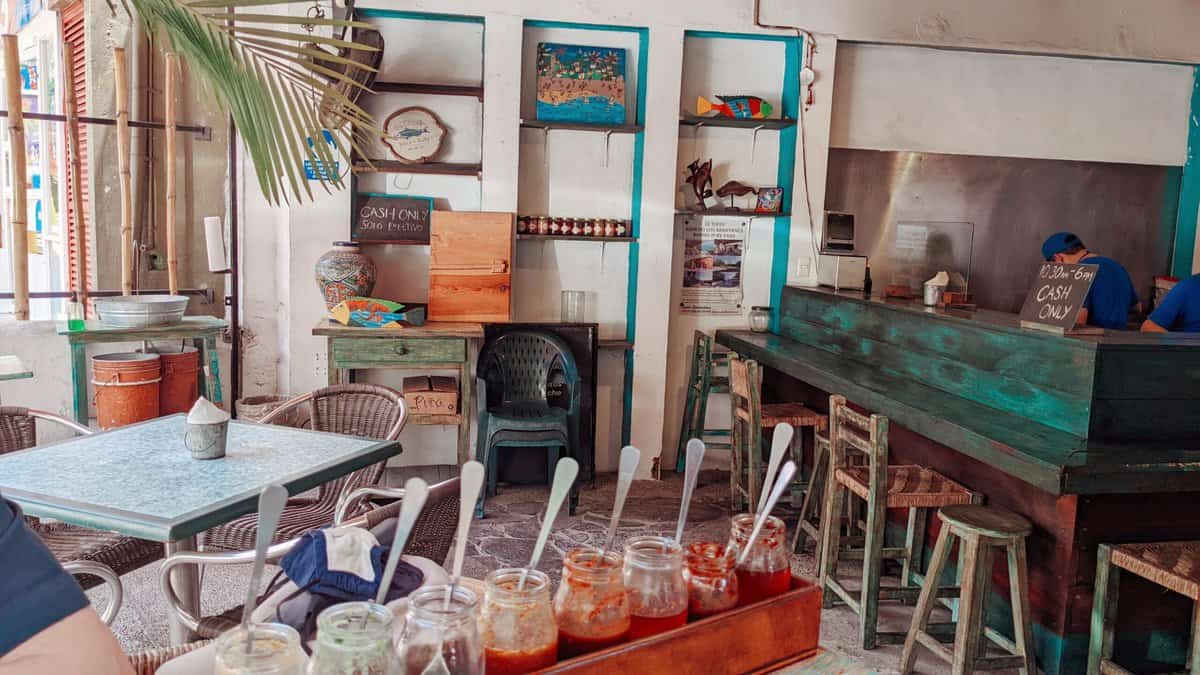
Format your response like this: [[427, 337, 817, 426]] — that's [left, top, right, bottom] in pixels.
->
[[94, 295, 189, 328]]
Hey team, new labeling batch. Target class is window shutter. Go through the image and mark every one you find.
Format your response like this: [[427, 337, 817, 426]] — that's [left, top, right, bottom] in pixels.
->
[[61, 2, 89, 297]]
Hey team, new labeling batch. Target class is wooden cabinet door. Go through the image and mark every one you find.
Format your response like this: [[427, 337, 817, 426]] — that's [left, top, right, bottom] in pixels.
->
[[428, 211, 515, 322]]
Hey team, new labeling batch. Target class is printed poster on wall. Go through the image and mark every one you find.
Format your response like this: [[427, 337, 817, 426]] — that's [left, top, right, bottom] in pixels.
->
[[680, 216, 747, 315]]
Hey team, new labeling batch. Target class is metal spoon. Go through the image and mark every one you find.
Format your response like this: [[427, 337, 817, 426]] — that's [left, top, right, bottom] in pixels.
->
[[601, 445, 640, 556], [375, 477, 429, 605], [674, 438, 706, 545], [240, 484, 288, 653], [519, 456, 579, 591], [737, 461, 798, 566], [443, 461, 485, 609], [758, 423, 794, 516]]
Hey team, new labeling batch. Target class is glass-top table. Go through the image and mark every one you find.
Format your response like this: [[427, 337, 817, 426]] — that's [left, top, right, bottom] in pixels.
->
[[0, 414, 402, 643]]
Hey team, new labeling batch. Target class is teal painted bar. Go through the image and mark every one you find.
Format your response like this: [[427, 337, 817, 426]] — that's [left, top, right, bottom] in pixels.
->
[[769, 35, 802, 332], [524, 19, 646, 33], [1173, 66, 1200, 277], [356, 8, 483, 23], [684, 29, 798, 43]]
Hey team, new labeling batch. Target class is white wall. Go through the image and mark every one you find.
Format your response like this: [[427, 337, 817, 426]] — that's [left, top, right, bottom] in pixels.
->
[[831, 43, 1194, 166]]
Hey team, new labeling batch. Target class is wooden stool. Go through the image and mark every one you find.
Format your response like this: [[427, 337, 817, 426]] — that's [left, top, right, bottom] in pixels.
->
[[1088, 541, 1200, 674], [675, 331, 732, 473], [728, 356, 828, 512], [793, 428, 830, 556], [901, 505, 1036, 675], [817, 395, 976, 649]]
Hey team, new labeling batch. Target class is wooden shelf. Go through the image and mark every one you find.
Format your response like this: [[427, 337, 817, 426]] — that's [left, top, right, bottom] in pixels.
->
[[409, 412, 463, 426], [521, 119, 644, 134], [599, 339, 634, 351], [517, 234, 636, 243], [353, 160, 482, 178], [679, 115, 796, 130], [676, 208, 791, 218], [373, 81, 483, 99]]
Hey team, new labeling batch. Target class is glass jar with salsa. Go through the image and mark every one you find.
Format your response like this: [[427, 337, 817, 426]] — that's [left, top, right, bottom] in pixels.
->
[[553, 547, 630, 659], [622, 536, 689, 640], [481, 568, 558, 674], [306, 601, 395, 675], [214, 623, 306, 675], [685, 541, 739, 620], [730, 513, 792, 606], [397, 585, 483, 675]]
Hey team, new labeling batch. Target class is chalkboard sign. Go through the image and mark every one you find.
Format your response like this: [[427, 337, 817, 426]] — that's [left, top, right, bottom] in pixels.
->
[[1018, 262, 1100, 334], [351, 193, 433, 244]]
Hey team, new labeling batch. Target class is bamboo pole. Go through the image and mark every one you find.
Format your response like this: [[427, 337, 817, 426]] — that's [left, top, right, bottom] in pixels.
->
[[164, 52, 178, 296], [114, 47, 132, 296], [3, 35, 28, 320], [62, 41, 87, 313]]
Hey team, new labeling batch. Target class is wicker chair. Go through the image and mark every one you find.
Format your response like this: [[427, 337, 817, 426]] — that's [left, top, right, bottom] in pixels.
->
[[0, 407, 163, 624], [203, 384, 408, 552], [161, 477, 460, 639], [125, 640, 213, 675]]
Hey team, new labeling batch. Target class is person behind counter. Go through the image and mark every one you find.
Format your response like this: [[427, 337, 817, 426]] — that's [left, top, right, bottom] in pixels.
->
[[1042, 232, 1139, 329], [1142, 274, 1200, 333]]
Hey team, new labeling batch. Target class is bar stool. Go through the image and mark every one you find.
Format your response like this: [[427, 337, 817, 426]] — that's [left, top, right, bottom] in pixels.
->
[[901, 505, 1036, 675], [817, 395, 976, 649], [793, 428, 830, 555], [675, 330, 732, 473], [728, 355, 828, 512], [1088, 541, 1200, 674]]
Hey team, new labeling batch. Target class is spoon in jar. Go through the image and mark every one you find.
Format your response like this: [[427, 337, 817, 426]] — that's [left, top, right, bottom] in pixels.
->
[[519, 456, 580, 591], [758, 423, 794, 516], [240, 484, 288, 654], [673, 439, 706, 546], [443, 461, 485, 610], [737, 461, 798, 566], [375, 477, 429, 606], [601, 445, 641, 557]]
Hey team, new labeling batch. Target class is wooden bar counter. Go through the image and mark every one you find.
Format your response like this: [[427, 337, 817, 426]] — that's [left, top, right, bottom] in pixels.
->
[[717, 285, 1200, 675]]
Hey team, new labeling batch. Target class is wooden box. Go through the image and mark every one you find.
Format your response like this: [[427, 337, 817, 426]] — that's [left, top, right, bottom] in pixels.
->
[[429, 211, 515, 323], [538, 577, 822, 674], [402, 375, 459, 416]]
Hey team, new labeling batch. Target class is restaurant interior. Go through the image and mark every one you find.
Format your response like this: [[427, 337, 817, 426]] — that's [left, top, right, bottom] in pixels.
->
[[2, 0, 1200, 673]]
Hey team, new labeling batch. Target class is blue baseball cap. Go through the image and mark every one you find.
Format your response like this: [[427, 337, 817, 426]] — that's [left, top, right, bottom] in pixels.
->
[[1042, 232, 1083, 261]]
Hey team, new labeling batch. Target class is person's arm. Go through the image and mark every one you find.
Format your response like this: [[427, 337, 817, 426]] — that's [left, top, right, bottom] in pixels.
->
[[1146, 284, 1186, 333], [1075, 307, 1090, 327], [1141, 318, 1169, 333], [0, 608, 133, 675]]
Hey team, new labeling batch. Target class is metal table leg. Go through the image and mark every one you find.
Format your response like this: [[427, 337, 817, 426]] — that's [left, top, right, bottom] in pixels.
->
[[165, 536, 201, 645]]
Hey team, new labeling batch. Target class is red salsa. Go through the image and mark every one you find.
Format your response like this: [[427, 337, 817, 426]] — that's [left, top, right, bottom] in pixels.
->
[[627, 610, 688, 640], [735, 568, 792, 606], [485, 641, 558, 675], [558, 629, 628, 659]]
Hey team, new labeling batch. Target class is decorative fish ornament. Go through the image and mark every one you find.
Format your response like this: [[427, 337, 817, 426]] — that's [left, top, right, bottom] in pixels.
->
[[697, 95, 774, 120], [330, 298, 427, 328]]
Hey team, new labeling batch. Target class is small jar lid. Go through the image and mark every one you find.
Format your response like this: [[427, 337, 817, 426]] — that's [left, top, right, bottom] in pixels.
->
[[751, 305, 772, 311]]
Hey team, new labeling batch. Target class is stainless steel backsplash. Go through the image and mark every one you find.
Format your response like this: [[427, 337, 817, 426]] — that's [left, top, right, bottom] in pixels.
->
[[823, 148, 1175, 313]]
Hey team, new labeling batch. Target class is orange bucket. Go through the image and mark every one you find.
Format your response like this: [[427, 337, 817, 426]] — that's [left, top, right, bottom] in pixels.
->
[[145, 346, 200, 415], [93, 353, 161, 429]]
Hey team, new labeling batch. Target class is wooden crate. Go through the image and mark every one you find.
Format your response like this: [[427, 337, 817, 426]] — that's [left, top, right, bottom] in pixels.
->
[[538, 576, 822, 674], [429, 211, 515, 323], [402, 375, 459, 415]]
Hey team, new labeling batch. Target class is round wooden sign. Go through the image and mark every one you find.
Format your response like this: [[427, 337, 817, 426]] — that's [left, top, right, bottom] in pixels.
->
[[382, 106, 447, 164]]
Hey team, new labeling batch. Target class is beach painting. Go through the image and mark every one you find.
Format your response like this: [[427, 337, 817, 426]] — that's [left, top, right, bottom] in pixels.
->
[[536, 43, 627, 125]]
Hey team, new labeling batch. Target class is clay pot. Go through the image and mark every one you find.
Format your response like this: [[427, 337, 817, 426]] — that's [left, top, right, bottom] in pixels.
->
[[315, 241, 377, 310]]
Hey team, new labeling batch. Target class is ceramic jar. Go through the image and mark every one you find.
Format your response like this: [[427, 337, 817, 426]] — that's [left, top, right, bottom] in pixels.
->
[[315, 241, 377, 311]]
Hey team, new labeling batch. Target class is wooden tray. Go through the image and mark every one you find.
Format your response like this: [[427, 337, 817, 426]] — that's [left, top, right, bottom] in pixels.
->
[[538, 576, 822, 674]]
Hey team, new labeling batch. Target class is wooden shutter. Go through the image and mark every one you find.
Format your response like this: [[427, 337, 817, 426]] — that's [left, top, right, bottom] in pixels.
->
[[61, 2, 89, 295]]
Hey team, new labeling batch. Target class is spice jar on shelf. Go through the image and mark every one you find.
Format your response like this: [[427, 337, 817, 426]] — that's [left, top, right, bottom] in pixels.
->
[[214, 623, 306, 675], [623, 536, 689, 640], [398, 585, 483, 675], [730, 513, 792, 606], [554, 547, 630, 659], [685, 541, 739, 620], [748, 306, 771, 333], [305, 602, 395, 675], [481, 568, 558, 674]]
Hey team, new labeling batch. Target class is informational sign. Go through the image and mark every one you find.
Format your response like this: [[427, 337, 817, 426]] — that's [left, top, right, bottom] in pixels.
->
[[351, 193, 434, 244], [680, 215, 746, 315], [1018, 262, 1099, 333]]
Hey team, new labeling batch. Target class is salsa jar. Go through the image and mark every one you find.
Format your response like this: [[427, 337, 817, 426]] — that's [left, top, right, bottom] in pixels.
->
[[730, 513, 792, 606], [481, 568, 558, 674], [553, 547, 630, 659], [685, 541, 739, 620], [305, 601, 395, 675], [623, 536, 689, 640], [215, 623, 306, 675], [397, 585, 483, 675]]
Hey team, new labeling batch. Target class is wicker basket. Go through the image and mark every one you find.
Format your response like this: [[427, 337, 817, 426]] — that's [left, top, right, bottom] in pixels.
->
[[235, 395, 291, 422]]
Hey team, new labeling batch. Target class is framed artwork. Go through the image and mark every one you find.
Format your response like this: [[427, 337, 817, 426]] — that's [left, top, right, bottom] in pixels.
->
[[536, 43, 626, 125], [756, 187, 784, 213], [382, 107, 447, 163]]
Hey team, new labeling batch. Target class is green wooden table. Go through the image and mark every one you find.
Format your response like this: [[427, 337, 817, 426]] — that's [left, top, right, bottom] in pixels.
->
[[314, 319, 483, 465], [58, 317, 226, 423]]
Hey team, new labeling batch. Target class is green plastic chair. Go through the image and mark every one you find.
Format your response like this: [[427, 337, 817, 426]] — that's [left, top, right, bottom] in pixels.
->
[[475, 330, 582, 518]]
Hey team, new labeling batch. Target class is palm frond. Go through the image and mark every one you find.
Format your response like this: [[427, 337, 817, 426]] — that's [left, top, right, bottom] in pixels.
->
[[126, 0, 380, 204]]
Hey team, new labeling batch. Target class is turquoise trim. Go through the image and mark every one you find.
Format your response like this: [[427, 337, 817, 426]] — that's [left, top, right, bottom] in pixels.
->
[[524, 19, 646, 34], [1173, 66, 1200, 277], [773, 36, 803, 332], [356, 8, 483, 24], [621, 28, 649, 446], [685, 29, 797, 44]]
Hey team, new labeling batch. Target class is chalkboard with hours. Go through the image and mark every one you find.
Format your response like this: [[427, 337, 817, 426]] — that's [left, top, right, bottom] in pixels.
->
[[1018, 262, 1100, 334], [351, 193, 434, 244]]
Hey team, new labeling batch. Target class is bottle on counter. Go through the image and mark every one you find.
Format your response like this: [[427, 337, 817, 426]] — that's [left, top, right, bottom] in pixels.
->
[[730, 513, 792, 606], [685, 541, 739, 620], [863, 260, 873, 298], [481, 568, 559, 675], [623, 535, 689, 640], [554, 547, 630, 659]]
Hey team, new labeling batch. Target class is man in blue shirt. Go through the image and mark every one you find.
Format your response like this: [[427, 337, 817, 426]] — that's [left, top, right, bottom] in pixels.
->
[[1143, 274, 1200, 333], [0, 493, 133, 674], [1042, 232, 1139, 330]]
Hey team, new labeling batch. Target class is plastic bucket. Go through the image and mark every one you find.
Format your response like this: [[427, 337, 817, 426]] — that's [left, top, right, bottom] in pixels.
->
[[93, 353, 161, 429], [145, 346, 200, 415]]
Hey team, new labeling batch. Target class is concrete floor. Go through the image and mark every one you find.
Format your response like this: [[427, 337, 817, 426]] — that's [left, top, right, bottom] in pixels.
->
[[92, 470, 1031, 673]]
